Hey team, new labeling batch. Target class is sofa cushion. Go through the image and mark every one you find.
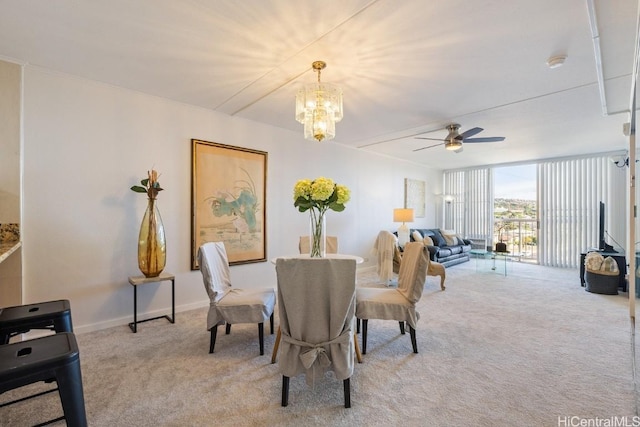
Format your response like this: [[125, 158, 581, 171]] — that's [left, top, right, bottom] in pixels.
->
[[411, 230, 423, 242], [423, 236, 434, 246], [449, 245, 465, 255], [436, 247, 452, 257]]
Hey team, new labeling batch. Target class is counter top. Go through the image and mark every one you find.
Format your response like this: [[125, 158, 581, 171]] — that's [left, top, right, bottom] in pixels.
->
[[0, 240, 21, 264]]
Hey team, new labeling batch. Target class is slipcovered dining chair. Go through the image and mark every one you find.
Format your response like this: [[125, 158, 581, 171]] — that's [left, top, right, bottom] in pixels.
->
[[197, 242, 276, 355], [356, 241, 428, 354], [275, 257, 357, 408], [298, 235, 338, 254], [389, 232, 446, 290]]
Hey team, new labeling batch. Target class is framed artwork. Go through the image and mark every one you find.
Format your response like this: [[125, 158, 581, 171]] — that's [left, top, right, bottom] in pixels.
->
[[404, 178, 426, 218], [191, 139, 267, 269]]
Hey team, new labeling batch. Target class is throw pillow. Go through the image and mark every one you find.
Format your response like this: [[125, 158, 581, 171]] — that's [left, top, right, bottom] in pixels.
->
[[423, 236, 434, 246], [429, 230, 447, 246], [411, 230, 423, 242], [441, 230, 457, 246], [443, 234, 456, 246]]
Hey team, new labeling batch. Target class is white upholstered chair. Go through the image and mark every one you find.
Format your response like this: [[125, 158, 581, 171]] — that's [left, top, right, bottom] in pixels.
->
[[197, 242, 276, 355], [372, 230, 396, 283], [275, 257, 357, 408], [356, 241, 428, 354], [298, 235, 338, 254]]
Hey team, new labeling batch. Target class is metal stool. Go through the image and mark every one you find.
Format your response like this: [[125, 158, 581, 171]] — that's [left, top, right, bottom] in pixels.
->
[[0, 299, 72, 344], [0, 332, 88, 427]]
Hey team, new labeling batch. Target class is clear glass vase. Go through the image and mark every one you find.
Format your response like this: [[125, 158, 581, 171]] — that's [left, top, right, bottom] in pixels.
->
[[138, 198, 166, 277], [309, 209, 326, 258]]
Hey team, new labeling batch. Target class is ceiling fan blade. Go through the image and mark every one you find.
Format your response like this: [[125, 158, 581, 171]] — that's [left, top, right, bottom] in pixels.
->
[[413, 142, 444, 152], [415, 137, 445, 141], [458, 127, 483, 139], [464, 137, 505, 143]]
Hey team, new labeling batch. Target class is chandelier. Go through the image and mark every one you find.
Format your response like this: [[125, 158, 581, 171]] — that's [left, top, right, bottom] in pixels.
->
[[295, 61, 343, 142]]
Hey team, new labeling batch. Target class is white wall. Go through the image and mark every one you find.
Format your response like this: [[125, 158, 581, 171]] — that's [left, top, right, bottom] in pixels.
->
[[21, 66, 442, 332]]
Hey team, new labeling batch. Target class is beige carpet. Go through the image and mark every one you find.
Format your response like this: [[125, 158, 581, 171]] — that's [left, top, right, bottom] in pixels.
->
[[2, 261, 637, 426]]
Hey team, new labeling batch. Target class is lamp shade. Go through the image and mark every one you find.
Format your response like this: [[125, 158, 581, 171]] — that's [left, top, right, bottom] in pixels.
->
[[393, 208, 414, 223]]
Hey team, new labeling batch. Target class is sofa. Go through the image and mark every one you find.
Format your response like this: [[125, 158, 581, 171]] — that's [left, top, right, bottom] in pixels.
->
[[409, 228, 471, 267]]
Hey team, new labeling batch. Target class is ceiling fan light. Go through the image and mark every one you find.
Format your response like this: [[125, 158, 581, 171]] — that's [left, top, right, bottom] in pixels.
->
[[445, 138, 462, 151], [295, 61, 343, 142], [444, 135, 462, 151]]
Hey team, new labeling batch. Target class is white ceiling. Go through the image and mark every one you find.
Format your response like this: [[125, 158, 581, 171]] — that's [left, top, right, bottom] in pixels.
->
[[0, 0, 637, 169]]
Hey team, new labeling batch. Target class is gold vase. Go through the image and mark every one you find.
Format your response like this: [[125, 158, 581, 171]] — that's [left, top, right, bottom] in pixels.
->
[[138, 197, 166, 277]]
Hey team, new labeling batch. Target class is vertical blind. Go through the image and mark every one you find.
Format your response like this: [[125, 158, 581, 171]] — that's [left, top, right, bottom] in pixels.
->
[[443, 168, 494, 243], [537, 155, 625, 268], [444, 155, 625, 268]]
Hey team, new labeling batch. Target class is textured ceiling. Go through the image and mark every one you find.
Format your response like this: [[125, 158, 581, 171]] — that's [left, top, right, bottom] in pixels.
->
[[0, 0, 636, 169]]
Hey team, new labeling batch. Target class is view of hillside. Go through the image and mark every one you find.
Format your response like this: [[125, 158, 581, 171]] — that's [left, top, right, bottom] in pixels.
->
[[494, 198, 537, 256], [494, 198, 536, 219]]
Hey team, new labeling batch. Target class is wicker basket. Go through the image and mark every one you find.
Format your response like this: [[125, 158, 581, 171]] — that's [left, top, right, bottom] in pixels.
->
[[585, 270, 619, 295]]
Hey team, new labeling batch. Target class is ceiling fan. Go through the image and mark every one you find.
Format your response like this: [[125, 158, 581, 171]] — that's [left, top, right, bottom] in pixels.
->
[[413, 123, 505, 153]]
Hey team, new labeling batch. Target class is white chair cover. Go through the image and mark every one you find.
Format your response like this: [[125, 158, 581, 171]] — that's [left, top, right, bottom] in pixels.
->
[[298, 236, 338, 254], [198, 242, 275, 331], [356, 242, 428, 329], [372, 230, 396, 282], [276, 258, 356, 384]]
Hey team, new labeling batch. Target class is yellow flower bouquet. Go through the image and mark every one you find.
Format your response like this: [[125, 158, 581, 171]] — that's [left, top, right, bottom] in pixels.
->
[[293, 177, 350, 257]]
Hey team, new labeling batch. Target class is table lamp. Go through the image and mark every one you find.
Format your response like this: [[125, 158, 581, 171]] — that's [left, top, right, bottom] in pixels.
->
[[394, 208, 414, 247]]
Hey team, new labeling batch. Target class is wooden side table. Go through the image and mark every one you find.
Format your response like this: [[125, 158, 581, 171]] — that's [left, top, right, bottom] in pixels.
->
[[128, 272, 175, 333]]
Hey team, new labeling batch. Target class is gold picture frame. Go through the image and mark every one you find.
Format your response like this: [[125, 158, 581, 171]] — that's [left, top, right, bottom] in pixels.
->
[[191, 139, 267, 269], [404, 178, 426, 218]]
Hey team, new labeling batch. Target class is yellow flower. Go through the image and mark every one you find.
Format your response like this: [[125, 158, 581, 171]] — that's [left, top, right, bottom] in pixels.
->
[[293, 179, 312, 201], [293, 177, 350, 214], [310, 177, 335, 201], [335, 185, 350, 205]]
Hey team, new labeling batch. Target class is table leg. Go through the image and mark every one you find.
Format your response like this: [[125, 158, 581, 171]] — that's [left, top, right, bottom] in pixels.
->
[[271, 327, 282, 364], [171, 279, 175, 323], [130, 286, 138, 333]]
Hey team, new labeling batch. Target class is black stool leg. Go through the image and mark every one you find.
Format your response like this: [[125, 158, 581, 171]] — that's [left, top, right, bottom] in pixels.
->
[[399, 321, 405, 335], [56, 361, 88, 427], [54, 312, 73, 334]]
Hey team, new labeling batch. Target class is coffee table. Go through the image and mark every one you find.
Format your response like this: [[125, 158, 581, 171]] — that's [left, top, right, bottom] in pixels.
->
[[469, 249, 510, 276]]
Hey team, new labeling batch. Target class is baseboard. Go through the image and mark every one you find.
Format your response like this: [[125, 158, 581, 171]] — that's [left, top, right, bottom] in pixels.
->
[[75, 299, 209, 335]]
